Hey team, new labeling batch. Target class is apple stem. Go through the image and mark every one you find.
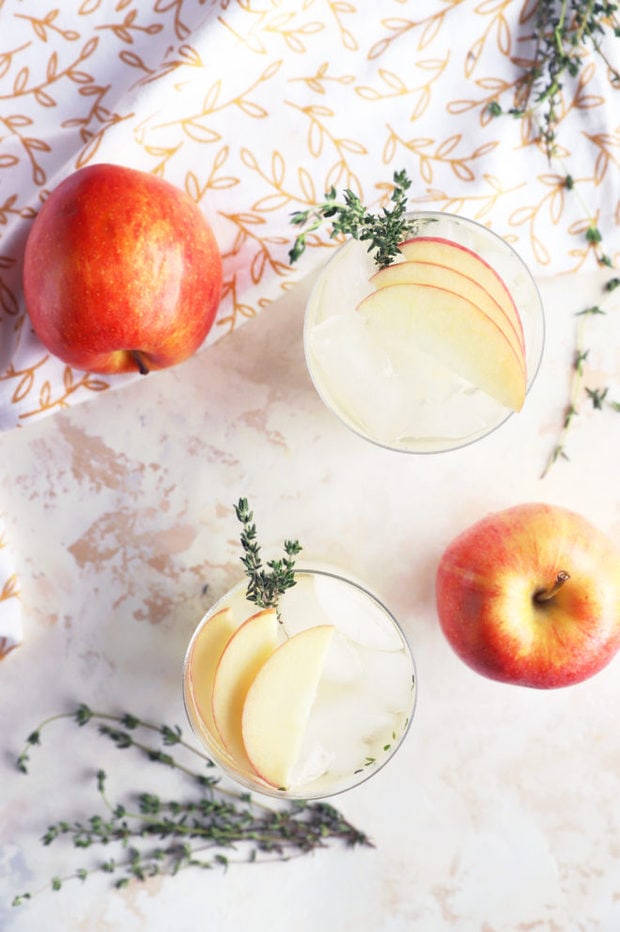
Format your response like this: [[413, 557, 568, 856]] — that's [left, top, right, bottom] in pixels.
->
[[131, 351, 150, 375], [533, 570, 570, 603]]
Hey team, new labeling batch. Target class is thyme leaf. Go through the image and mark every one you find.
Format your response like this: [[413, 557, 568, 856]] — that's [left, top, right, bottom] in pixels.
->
[[288, 169, 416, 269]]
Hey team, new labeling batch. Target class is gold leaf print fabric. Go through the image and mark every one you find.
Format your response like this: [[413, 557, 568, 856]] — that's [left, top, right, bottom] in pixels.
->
[[1, 0, 619, 431], [0, 516, 20, 658], [0, 1, 618, 651]]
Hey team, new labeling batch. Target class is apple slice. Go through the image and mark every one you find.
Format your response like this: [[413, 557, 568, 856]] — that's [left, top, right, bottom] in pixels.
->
[[399, 236, 525, 353], [357, 282, 526, 411], [369, 260, 525, 372], [242, 625, 335, 789], [212, 607, 281, 768], [186, 607, 237, 753]]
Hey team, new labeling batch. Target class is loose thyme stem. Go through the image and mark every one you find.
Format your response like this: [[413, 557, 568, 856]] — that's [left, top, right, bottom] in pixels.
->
[[540, 290, 618, 477], [17, 705, 213, 775], [540, 313, 587, 477], [17, 705, 273, 809]]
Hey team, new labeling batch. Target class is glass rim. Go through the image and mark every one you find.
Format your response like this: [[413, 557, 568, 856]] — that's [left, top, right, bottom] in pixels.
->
[[182, 566, 417, 801]]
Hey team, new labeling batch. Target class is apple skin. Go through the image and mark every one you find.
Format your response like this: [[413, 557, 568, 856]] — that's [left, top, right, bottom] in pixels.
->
[[22, 163, 223, 374], [241, 624, 334, 789], [357, 281, 525, 411], [435, 503, 620, 689], [185, 607, 236, 756], [399, 235, 525, 353]]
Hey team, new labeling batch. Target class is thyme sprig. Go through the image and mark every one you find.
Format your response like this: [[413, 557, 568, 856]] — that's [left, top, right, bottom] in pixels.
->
[[235, 497, 301, 617], [540, 293, 620, 475], [490, 2, 620, 474], [499, 0, 620, 159], [13, 704, 372, 906], [288, 168, 416, 269]]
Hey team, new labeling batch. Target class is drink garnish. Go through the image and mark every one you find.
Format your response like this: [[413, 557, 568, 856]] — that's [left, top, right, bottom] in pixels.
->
[[235, 497, 301, 619], [288, 169, 416, 269]]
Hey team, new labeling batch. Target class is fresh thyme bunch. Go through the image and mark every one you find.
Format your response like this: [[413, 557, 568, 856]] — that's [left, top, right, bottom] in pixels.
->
[[288, 168, 417, 269], [13, 704, 371, 906]]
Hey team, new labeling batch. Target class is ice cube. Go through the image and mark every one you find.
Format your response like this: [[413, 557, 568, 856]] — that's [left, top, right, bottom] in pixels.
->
[[307, 684, 396, 775], [278, 578, 364, 682], [358, 645, 416, 714], [307, 310, 415, 442], [278, 577, 330, 636], [322, 631, 363, 683], [288, 740, 333, 787], [312, 238, 376, 318], [307, 285, 508, 446], [313, 573, 404, 651]]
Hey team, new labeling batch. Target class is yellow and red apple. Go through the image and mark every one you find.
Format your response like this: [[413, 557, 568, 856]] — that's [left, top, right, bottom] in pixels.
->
[[23, 163, 222, 375], [369, 254, 524, 367], [184, 607, 236, 758], [211, 607, 280, 768], [399, 236, 525, 355], [186, 603, 335, 790], [242, 624, 334, 789], [358, 282, 525, 411], [435, 503, 620, 688], [357, 234, 527, 412]]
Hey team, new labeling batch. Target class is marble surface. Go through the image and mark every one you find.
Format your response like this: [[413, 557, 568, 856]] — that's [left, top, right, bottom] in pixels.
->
[[1, 266, 620, 931]]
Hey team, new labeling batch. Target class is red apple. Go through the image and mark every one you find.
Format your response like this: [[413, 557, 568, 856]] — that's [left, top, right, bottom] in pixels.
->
[[435, 503, 620, 688], [22, 163, 223, 374]]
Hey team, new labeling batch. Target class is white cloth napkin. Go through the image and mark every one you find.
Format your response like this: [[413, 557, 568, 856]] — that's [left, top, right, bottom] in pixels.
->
[[0, 1, 618, 653], [0, 516, 21, 658]]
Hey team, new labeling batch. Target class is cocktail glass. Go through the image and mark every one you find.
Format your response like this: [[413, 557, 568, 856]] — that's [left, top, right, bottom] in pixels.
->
[[183, 567, 416, 800], [304, 211, 545, 453]]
